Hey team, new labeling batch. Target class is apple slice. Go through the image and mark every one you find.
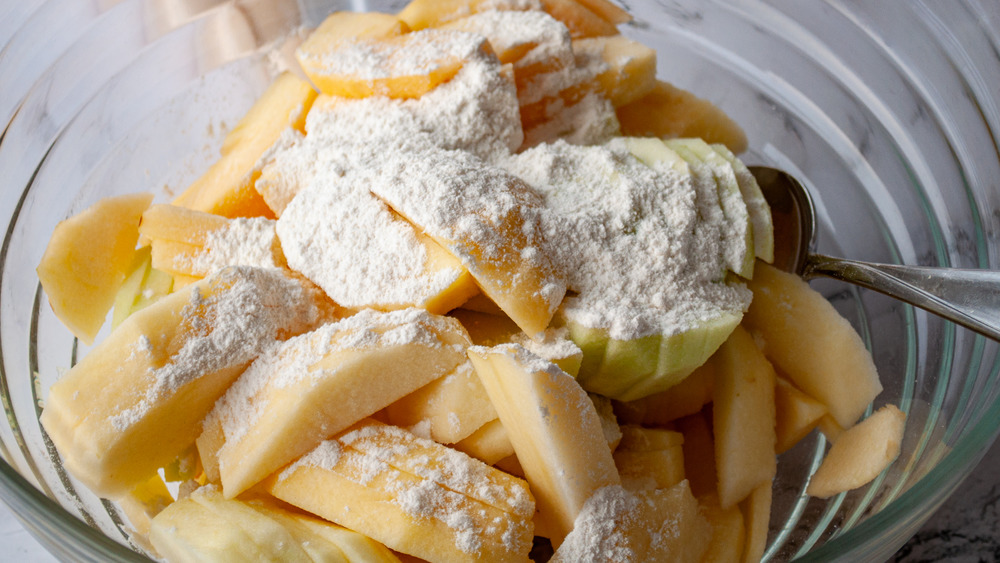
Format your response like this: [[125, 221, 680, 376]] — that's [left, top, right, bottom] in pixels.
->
[[539, 0, 619, 38], [276, 172, 479, 314], [467, 343, 620, 544], [713, 325, 777, 509], [173, 72, 317, 219], [667, 138, 754, 279], [40, 267, 328, 499], [698, 493, 746, 563], [452, 418, 515, 465], [117, 474, 173, 550], [744, 261, 883, 427], [111, 246, 173, 330], [250, 501, 401, 563], [208, 308, 470, 498], [366, 146, 567, 337], [614, 355, 715, 426], [550, 482, 711, 562], [740, 481, 772, 563], [616, 80, 748, 154], [37, 192, 154, 345], [677, 409, 717, 499], [806, 404, 905, 498], [713, 143, 775, 264], [613, 426, 685, 491], [383, 360, 497, 445], [397, 0, 539, 30], [774, 376, 828, 454], [297, 29, 491, 99], [267, 419, 534, 563], [150, 489, 270, 561], [571, 35, 656, 107]]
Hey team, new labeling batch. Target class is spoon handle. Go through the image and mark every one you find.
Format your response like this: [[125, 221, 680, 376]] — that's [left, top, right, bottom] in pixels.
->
[[803, 254, 1000, 342]]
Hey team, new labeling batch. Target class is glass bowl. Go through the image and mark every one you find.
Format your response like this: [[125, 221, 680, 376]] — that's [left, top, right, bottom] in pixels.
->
[[2, 0, 998, 560]]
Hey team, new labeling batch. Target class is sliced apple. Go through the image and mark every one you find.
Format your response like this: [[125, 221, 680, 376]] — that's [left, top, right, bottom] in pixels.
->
[[713, 143, 774, 264], [40, 267, 327, 499], [677, 409, 717, 499], [367, 146, 566, 337], [613, 426, 685, 491], [667, 138, 754, 279], [297, 29, 491, 99], [173, 72, 317, 219], [111, 246, 173, 330], [615, 355, 715, 426], [806, 404, 905, 499], [150, 488, 269, 561], [467, 343, 620, 544], [571, 35, 656, 107], [740, 481, 772, 563], [774, 376, 828, 454], [267, 419, 534, 563], [37, 192, 154, 345], [452, 418, 515, 465], [699, 493, 746, 563], [744, 261, 883, 428], [276, 173, 479, 314], [250, 501, 401, 563], [207, 309, 470, 498], [713, 325, 776, 509], [550, 482, 711, 562], [383, 360, 497, 445], [397, 0, 538, 30], [616, 80, 748, 154], [539, 0, 619, 38]]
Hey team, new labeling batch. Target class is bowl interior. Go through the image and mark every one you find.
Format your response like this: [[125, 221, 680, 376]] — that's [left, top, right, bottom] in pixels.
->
[[1, 0, 999, 560]]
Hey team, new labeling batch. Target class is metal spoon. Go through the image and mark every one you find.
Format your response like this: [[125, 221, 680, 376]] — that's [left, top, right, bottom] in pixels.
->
[[749, 166, 1000, 342]]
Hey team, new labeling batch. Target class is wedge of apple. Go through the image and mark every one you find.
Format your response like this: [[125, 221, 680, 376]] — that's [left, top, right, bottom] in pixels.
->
[[740, 481, 772, 563], [173, 72, 317, 219], [111, 246, 173, 330], [550, 482, 711, 562], [698, 493, 746, 563], [613, 425, 686, 492], [267, 419, 534, 563], [366, 146, 567, 337], [616, 80, 748, 154], [713, 325, 777, 509], [744, 261, 883, 428], [297, 29, 491, 99], [208, 308, 470, 498], [397, 0, 538, 31], [276, 172, 479, 314], [467, 343, 620, 544], [614, 355, 714, 426], [40, 266, 327, 499], [806, 404, 905, 498], [774, 376, 828, 454], [571, 35, 656, 107], [713, 143, 774, 264], [666, 138, 754, 279], [383, 360, 497, 445], [37, 192, 154, 345]]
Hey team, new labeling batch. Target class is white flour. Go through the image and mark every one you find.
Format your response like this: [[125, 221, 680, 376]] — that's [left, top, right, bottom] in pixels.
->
[[184, 217, 283, 276], [276, 166, 465, 310], [502, 139, 750, 340], [110, 267, 323, 430]]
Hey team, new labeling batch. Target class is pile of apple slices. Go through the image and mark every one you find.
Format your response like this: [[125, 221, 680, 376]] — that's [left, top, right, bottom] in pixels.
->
[[34, 1, 906, 561]]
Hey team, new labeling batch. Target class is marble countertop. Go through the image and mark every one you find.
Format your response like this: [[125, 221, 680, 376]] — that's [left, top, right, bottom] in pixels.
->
[[3, 434, 999, 562]]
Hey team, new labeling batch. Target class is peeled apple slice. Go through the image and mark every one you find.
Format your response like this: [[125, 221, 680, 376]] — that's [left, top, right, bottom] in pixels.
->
[[615, 80, 748, 154], [667, 138, 754, 279], [267, 419, 534, 563], [744, 261, 883, 428], [806, 404, 905, 498], [467, 343, 620, 544], [40, 267, 327, 498], [713, 143, 775, 264], [37, 192, 153, 345], [207, 308, 470, 498]]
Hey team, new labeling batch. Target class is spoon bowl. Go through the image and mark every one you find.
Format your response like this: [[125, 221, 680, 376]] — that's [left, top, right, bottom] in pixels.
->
[[749, 166, 1000, 342]]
